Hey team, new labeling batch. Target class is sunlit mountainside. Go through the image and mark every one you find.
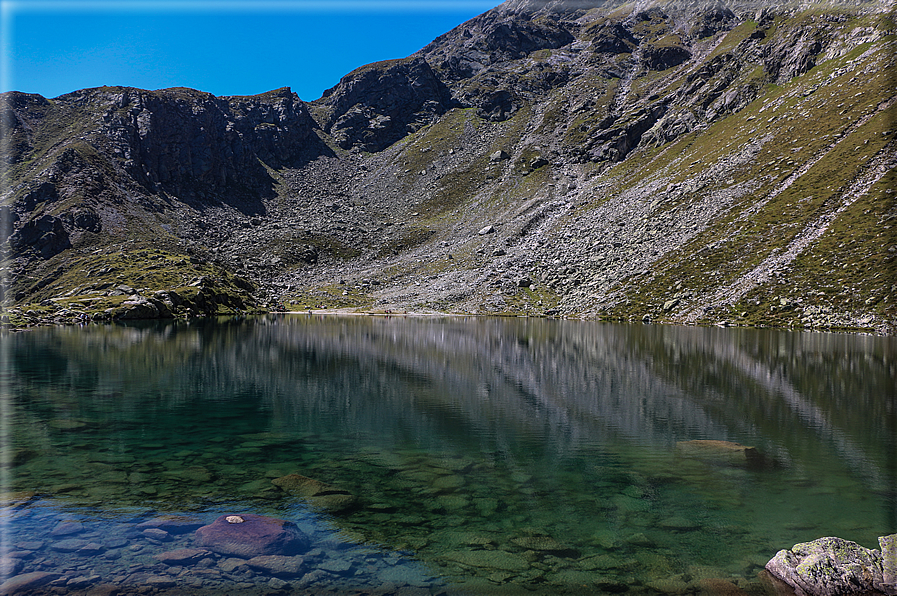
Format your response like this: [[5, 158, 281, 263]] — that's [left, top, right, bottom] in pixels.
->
[[2, 0, 895, 333]]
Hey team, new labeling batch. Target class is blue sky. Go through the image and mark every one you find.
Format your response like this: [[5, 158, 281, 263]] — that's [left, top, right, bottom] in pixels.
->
[[1, 0, 500, 101]]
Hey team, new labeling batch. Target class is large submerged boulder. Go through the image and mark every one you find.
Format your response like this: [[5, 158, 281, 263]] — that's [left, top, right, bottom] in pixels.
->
[[765, 535, 897, 596], [675, 440, 764, 467], [194, 514, 310, 558], [0, 572, 61, 595], [272, 473, 357, 513]]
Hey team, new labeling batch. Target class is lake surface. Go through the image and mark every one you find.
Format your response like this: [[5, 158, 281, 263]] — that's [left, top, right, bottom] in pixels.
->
[[1, 316, 894, 595]]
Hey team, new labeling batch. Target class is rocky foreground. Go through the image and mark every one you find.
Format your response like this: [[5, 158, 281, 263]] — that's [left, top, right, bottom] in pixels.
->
[[766, 535, 897, 596], [1, 0, 895, 333]]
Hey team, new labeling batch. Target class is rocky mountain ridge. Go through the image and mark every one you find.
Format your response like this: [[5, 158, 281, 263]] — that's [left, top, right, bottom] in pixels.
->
[[1, 0, 895, 333]]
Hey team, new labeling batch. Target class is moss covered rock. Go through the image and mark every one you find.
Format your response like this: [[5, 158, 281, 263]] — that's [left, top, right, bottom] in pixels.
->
[[765, 535, 896, 596]]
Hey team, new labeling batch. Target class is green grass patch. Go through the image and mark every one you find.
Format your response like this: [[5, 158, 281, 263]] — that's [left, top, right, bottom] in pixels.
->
[[285, 284, 373, 311], [10, 245, 258, 315], [706, 20, 759, 62]]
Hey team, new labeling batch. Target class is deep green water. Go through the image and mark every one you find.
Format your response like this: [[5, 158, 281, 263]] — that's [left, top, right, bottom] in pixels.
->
[[1, 316, 895, 595]]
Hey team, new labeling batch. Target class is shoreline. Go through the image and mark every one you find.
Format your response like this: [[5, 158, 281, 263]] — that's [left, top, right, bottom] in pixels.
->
[[2, 306, 893, 336]]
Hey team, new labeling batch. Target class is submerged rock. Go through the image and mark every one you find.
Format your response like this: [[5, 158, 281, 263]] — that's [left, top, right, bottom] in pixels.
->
[[0, 572, 60, 595], [153, 548, 211, 565], [272, 473, 357, 512], [696, 577, 750, 596], [659, 516, 700, 531], [246, 554, 305, 577], [765, 535, 897, 595], [0, 558, 23, 578], [49, 521, 84, 536], [194, 513, 310, 558], [136, 515, 204, 535], [444, 549, 529, 572], [511, 535, 577, 556], [675, 440, 763, 467], [49, 538, 88, 552]]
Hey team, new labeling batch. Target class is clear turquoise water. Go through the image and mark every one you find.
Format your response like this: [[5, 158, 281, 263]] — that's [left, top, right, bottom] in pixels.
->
[[1, 316, 894, 595]]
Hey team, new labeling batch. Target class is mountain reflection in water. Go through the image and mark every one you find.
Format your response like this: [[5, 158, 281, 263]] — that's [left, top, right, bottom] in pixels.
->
[[3, 316, 895, 595]]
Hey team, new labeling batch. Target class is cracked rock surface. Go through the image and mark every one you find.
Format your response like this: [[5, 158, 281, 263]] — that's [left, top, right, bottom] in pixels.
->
[[765, 535, 897, 596]]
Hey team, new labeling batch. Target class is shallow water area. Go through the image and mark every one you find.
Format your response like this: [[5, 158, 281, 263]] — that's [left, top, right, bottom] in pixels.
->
[[1, 316, 894, 595]]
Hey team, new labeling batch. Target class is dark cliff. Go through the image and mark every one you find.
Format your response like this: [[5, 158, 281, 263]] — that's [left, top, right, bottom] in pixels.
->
[[100, 86, 319, 195], [3, 86, 322, 260]]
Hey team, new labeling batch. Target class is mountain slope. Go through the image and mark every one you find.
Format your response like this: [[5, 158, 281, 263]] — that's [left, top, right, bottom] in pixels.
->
[[1, 0, 895, 333]]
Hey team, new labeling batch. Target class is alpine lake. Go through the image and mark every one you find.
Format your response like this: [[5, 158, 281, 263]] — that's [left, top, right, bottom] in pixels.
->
[[1, 315, 894, 595]]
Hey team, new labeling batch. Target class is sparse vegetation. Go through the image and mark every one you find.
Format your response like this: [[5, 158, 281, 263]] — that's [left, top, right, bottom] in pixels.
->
[[3, 0, 894, 334]]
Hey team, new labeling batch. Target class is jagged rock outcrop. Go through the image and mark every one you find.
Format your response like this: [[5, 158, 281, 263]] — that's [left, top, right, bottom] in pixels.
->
[[2, 85, 323, 265], [319, 57, 454, 152], [419, 7, 574, 82], [0, 92, 54, 165], [587, 20, 638, 55], [97, 86, 319, 196], [641, 42, 692, 70], [765, 535, 897, 596], [689, 4, 737, 39], [106, 275, 257, 320], [8, 213, 70, 259]]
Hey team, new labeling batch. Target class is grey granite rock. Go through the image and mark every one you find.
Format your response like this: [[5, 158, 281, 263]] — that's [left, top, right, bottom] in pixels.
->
[[878, 535, 897, 595], [765, 536, 892, 596]]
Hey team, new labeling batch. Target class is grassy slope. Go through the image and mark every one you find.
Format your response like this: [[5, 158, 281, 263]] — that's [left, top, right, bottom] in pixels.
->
[[564, 17, 896, 332]]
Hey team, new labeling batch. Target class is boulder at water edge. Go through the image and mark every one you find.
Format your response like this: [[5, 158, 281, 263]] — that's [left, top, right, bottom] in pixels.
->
[[765, 535, 897, 595], [194, 514, 310, 558], [880, 535, 897, 594]]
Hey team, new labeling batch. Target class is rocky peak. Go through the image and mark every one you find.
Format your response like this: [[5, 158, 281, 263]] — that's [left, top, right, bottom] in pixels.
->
[[93, 86, 318, 196], [418, 5, 575, 82], [317, 57, 455, 152], [1, 91, 54, 166]]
